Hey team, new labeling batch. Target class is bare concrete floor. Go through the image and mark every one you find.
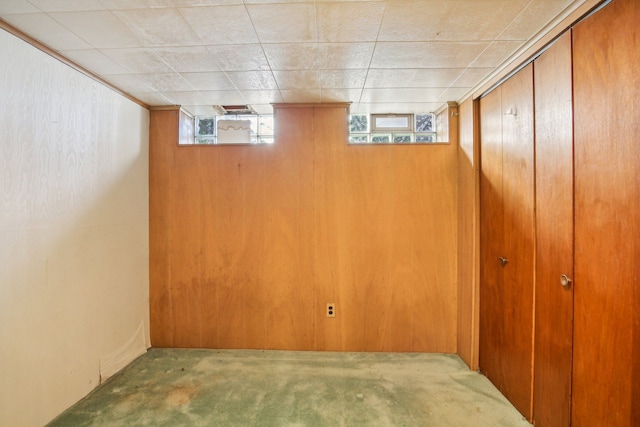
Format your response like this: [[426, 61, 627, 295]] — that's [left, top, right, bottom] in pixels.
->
[[48, 349, 532, 426]]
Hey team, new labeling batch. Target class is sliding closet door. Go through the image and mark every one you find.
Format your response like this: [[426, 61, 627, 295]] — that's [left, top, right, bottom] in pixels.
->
[[533, 32, 574, 427], [572, 0, 640, 424], [480, 64, 535, 419]]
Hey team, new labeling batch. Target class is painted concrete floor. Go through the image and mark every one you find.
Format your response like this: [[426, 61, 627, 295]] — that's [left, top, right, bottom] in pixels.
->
[[48, 349, 532, 426]]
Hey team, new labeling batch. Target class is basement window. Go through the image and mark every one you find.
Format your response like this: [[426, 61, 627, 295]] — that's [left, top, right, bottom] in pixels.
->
[[192, 114, 274, 145], [349, 113, 438, 144]]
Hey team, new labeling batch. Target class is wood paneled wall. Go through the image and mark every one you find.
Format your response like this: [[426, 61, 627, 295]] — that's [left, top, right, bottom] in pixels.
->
[[572, 0, 639, 424], [150, 104, 458, 352], [456, 98, 480, 369]]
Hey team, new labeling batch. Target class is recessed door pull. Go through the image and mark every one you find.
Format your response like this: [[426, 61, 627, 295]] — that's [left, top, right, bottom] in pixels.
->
[[560, 274, 572, 289], [498, 257, 508, 266]]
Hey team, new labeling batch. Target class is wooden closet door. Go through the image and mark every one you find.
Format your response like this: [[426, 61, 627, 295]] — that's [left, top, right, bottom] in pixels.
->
[[480, 64, 535, 420], [480, 86, 505, 387], [572, 0, 640, 424], [533, 32, 574, 427]]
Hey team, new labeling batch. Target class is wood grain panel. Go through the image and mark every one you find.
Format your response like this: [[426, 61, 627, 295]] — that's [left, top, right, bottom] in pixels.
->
[[457, 98, 480, 369], [149, 109, 178, 347], [262, 107, 315, 350], [150, 104, 458, 352], [533, 31, 574, 427], [480, 65, 535, 420], [312, 106, 366, 351], [498, 64, 535, 419], [572, 0, 639, 424], [479, 87, 505, 381]]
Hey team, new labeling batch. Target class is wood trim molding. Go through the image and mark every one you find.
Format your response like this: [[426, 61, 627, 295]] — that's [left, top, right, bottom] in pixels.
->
[[0, 18, 150, 110]]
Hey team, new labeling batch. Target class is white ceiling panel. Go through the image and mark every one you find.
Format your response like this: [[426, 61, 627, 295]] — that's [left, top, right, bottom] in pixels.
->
[[0, 0, 588, 115], [2, 13, 92, 50], [247, 3, 316, 43], [100, 48, 174, 73], [181, 71, 236, 90], [112, 8, 201, 46], [178, 5, 258, 45], [48, 11, 142, 48], [316, 1, 385, 42]]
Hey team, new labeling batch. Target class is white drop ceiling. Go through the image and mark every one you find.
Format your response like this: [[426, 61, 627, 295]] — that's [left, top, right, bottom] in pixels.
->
[[0, 0, 586, 116]]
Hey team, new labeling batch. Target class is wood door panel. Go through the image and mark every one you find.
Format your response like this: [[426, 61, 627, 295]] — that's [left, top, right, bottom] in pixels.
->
[[480, 65, 534, 421], [479, 87, 504, 378], [572, 0, 640, 424], [533, 31, 574, 427], [498, 64, 535, 419]]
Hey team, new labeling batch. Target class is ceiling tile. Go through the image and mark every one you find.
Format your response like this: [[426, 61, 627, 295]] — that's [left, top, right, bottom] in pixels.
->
[[225, 71, 278, 90], [180, 71, 235, 90], [361, 88, 447, 103], [101, 0, 175, 9], [171, 0, 242, 5], [452, 67, 494, 87], [263, 43, 318, 71], [153, 46, 220, 72], [100, 47, 174, 73], [499, 0, 573, 40], [318, 43, 375, 69], [100, 73, 156, 93], [141, 72, 195, 91], [319, 69, 367, 89], [162, 90, 209, 105], [321, 88, 362, 103], [243, 0, 313, 3], [371, 42, 489, 68], [316, 1, 385, 42], [1, 13, 93, 50], [280, 89, 323, 103], [365, 68, 464, 88], [60, 49, 130, 75], [439, 87, 472, 102], [205, 44, 270, 71], [198, 89, 247, 105], [273, 70, 320, 90], [126, 90, 173, 105], [247, 3, 316, 43], [27, 0, 106, 12], [377, 0, 457, 41], [240, 90, 283, 104], [179, 5, 258, 44], [49, 11, 142, 48], [112, 8, 201, 46], [434, 0, 531, 41], [0, 0, 40, 14], [469, 40, 524, 67]]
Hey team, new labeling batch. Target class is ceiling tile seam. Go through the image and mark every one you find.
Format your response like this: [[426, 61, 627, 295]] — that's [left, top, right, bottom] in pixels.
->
[[241, 1, 282, 105], [359, 0, 387, 107]]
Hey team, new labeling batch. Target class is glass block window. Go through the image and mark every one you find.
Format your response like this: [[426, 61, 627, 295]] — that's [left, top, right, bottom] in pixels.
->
[[191, 114, 274, 145], [393, 134, 413, 143], [349, 134, 369, 143], [370, 134, 392, 143], [415, 113, 435, 132], [416, 133, 437, 143], [348, 113, 443, 145], [350, 114, 369, 133]]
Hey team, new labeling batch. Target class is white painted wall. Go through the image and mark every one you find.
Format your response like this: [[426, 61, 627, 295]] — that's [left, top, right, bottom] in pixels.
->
[[0, 29, 150, 426]]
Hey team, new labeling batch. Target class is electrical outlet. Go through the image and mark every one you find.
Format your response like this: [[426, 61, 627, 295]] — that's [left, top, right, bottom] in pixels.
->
[[326, 303, 336, 318]]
